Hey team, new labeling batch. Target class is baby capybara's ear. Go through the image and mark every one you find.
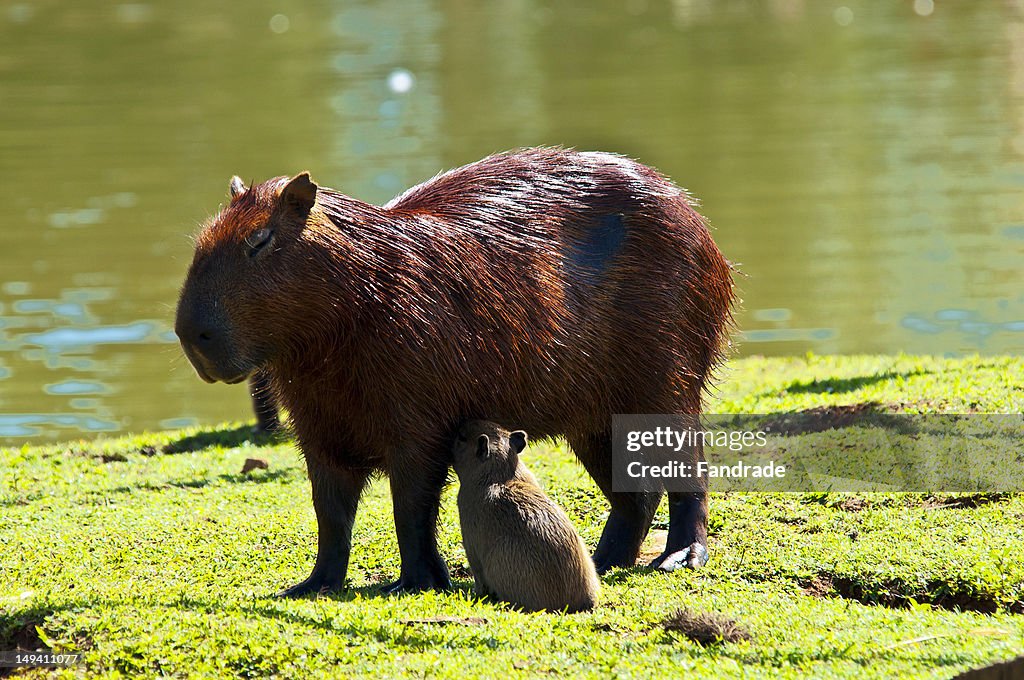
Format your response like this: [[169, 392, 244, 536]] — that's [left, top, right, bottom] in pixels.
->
[[509, 431, 527, 455], [476, 434, 490, 460], [229, 176, 247, 200], [281, 172, 318, 215]]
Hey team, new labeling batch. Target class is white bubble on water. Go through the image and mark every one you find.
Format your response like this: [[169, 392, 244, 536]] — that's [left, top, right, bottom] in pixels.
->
[[387, 68, 415, 94], [834, 6, 853, 26], [269, 13, 289, 34], [913, 0, 934, 16]]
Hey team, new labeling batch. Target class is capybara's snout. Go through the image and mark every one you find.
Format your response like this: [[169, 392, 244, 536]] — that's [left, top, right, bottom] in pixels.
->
[[174, 291, 247, 384]]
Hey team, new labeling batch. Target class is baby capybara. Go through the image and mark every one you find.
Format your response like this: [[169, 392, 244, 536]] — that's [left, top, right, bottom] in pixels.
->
[[453, 420, 599, 613], [174, 147, 733, 596]]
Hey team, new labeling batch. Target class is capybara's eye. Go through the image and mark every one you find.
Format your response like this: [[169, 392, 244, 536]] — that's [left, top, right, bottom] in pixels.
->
[[245, 228, 274, 256]]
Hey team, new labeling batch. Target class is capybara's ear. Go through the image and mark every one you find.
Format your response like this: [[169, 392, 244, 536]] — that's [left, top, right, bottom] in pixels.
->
[[229, 176, 247, 200], [509, 431, 527, 455], [475, 434, 490, 460], [282, 172, 318, 214]]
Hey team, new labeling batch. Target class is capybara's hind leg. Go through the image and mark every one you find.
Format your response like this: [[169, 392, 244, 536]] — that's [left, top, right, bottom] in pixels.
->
[[382, 453, 452, 594], [571, 432, 662, 573], [278, 457, 368, 597], [649, 489, 710, 571]]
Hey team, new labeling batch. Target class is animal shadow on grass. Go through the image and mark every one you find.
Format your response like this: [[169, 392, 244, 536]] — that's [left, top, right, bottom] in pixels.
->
[[168, 593, 489, 649], [162, 424, 286, 455], [780, 369, 931, 396], [747, 402, 919, 437], [601, 565, 660, 586], [265, 577, 476, 604], [218, 469, 295, 485]]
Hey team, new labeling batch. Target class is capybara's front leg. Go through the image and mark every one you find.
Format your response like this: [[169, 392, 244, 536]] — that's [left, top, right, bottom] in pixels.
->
[[649, 489, 710, 571], [570, 432, 661, 573], [592, 492, 662, 573], [249, 370, 280, 434], [277, 457, 368, 597], [381, 456, 451, 594]]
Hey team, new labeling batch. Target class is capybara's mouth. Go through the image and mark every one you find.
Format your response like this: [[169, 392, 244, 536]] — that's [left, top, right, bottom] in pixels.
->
[[189, 359, 248, 385], [188, 359, 217, 384], [179, 342, 238, 384], [222, 372, 249, 385]]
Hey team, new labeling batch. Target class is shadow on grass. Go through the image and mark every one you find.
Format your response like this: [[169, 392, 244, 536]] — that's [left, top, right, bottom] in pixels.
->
[[780, 369, 932, 396], [161, 424, 289, 455], [218, 469, 296, 485], [600, 565, 662, 585], [91, 468, 299, 498], [161, 582, 493, 649], [722, 402, 919, 437]]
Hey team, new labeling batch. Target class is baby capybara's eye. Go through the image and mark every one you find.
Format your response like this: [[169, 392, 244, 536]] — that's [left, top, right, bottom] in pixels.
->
[[245, 227, 274, 256]]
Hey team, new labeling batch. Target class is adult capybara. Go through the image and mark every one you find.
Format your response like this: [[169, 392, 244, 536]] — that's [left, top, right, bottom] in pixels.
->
[[453, 420, 599, 613], [174, 147, 734, 596]]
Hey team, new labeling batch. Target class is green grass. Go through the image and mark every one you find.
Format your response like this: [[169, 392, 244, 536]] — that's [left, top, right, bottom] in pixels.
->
[[2, 354, 1023, 678]]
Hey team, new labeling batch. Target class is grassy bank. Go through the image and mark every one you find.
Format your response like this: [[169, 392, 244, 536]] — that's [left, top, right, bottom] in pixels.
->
[[2, 354, 1023, 678]]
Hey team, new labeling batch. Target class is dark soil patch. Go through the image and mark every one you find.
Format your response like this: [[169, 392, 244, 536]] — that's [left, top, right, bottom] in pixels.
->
[[0, 619, 47, 652], [0, 611, 50, 677], [838, 497, 868, 512], [448, 563, 473, 580], [661, 609, 751, 646], [801, 574, 835, 598], [923, 493, 1010, 510], [801, 573, 1024, 615]]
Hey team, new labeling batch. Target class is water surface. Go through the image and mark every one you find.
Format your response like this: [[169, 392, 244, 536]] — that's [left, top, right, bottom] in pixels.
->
[[1, 1, 1022, 441]]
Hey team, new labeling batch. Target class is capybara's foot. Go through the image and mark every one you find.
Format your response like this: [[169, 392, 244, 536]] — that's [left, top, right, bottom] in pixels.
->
[[276, 574, 345, 598], [649, 542, 709, 572], [380, 563, 452, 595], [592, 506, 652, 573], [592, 547, 639, 575], [380, 574, 452, 595]]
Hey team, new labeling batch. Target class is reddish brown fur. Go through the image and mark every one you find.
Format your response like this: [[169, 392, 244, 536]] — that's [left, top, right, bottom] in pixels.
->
[[176, 147, 734, 594]]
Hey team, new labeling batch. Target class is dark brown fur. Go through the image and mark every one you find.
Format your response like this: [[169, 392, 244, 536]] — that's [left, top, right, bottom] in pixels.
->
[[174, 147, 734, 595], [453, 421, 599, 613]]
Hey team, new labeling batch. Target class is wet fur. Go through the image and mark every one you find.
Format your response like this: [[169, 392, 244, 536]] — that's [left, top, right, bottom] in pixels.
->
[[177, 147, 734, 593]]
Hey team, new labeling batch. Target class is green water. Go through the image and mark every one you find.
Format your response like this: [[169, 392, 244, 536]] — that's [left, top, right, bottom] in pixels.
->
[[1, 1, 1022, 442]]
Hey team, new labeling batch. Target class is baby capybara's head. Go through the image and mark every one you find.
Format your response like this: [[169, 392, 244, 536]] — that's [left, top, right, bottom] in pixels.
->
[[452, 420, 528, 483], [174, 173, 325, 384]]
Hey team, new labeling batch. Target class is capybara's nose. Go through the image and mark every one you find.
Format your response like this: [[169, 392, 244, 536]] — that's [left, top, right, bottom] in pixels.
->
[[174, 314, 207, 348], [174, 305, 221, 355]]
